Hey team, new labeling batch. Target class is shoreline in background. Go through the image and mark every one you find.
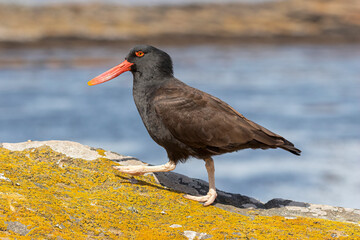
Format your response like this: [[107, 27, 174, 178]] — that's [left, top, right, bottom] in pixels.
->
[[0, 36, 359, 50], [0, 0, 278, 6], [0, 0, 359, 44]]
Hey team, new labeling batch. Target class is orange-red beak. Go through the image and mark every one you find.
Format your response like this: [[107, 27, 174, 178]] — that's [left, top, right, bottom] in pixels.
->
[[88, 60, 134, 86]]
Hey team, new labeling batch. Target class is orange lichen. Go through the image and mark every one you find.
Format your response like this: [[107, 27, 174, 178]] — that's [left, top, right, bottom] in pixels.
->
[[0, 146, 359, 239]]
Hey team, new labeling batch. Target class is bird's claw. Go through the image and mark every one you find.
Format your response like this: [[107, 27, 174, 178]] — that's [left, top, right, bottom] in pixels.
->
[[183, 189, 217, 206], [113, 165, 145, 176]]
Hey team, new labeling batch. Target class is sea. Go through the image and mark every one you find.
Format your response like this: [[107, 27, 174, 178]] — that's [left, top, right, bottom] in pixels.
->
[[0, 42, 359, 209]]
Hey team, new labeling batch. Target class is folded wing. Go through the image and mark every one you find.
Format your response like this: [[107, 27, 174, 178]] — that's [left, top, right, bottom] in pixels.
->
[[153, 80, 301, 156]]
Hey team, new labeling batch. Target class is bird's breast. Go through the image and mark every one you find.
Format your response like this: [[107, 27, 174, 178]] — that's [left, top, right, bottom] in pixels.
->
[[132, 83, 172, 144]]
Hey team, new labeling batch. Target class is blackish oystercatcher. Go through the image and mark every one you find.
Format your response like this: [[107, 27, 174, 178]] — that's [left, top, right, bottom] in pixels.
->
[[88, 45, 301, 206]]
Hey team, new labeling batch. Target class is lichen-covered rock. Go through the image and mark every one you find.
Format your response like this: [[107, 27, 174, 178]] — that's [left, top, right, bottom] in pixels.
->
[[0, 141, 359, 239], [4, 221, 32, 236], [154, 170, 360, 223]]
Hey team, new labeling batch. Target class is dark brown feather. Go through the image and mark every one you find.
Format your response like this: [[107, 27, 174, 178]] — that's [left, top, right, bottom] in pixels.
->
[[153, 78, 301, 159]]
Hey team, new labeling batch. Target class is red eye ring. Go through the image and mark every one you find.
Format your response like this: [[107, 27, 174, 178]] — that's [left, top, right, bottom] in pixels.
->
[[135, 51, 145, 57]]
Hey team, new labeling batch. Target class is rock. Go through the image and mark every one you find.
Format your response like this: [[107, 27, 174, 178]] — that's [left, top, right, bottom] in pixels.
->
[[183, 231, 212, 240], [0, 172, 11, 182], [169, 224, 182, 228], [154, 171, 265, 209], [55, 223, 66, 229], [127, 207, 138, 213], [4, 221, 32, 236], [183, 231, 197, 240], [2, 140, 134, 161], [0, 140, 359, 239], [154, 169, 360, 223], [184, 231, 197, 240], [264, 198, 309, 208]]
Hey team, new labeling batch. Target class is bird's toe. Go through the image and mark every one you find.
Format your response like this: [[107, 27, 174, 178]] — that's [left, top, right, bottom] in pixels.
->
[[183, 189, 217, 206], [113, 165, 145, 176], [203, 191, 217, 206], [183, 194, 209, 202]]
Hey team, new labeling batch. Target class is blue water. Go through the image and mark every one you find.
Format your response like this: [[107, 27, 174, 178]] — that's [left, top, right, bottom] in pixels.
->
[[0, 43, 359, 208]]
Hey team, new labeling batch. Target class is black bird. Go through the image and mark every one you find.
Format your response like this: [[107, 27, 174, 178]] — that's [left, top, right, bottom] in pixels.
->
[[88, 45, 301, 206]]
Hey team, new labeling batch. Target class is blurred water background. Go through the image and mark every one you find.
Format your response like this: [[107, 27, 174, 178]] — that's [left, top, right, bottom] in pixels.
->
[[1, 42, 359, 208]]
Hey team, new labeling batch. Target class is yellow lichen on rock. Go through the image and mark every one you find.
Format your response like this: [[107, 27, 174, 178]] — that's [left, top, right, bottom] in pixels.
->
[[0, 146, 359, 239], [96, 149, 106, 156]]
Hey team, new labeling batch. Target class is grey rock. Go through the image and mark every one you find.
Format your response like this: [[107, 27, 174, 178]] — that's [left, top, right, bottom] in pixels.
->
[[264, 198, 309, 208], [183, 231, 197, 240], [241, 204, 257, 209], [183, 231, 211, 240], [5, 221, 31, 236], [127, 207, 138, 213], [0, 173, 11, 182], [153, 169, 360, 223], [55, 223, 65, 229], [154, 171, 264, 209], [33, 182, 48, 189], [200, 233, 213, 239], [69, 215, 81, 223], [1, 140, 135, 162], [169, 224, 182, 228], [154, 171, 266, 209], [129, 178, 138, 184]]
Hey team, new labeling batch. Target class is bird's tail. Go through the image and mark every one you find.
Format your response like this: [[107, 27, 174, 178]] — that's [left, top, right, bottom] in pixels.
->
[[280, 139, 301, 156], [243, 116, 301, 156]]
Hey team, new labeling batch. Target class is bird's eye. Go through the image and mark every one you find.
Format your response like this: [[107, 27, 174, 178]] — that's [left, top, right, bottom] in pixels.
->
[[135, 51, 145, 57]]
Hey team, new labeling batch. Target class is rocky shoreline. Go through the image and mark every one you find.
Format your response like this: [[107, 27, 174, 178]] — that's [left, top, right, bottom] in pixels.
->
[[0, 0, 359, 44], [1, 140, 359, 238]]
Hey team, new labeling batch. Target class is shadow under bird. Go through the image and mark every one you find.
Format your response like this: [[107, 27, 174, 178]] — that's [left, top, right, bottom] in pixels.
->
[[88, 45, 301, 206]]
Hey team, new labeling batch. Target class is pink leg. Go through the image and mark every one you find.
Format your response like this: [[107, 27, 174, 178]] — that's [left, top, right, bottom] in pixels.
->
[[184, 157, 217, 206]]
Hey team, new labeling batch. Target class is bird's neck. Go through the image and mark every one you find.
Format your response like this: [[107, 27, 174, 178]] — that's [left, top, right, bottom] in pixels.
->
[[132, 73, 172, 110], [132, 71, 172, 93]]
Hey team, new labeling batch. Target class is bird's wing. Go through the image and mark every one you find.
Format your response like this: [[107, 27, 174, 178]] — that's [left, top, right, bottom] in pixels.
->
[[153, 80, 285, 150]]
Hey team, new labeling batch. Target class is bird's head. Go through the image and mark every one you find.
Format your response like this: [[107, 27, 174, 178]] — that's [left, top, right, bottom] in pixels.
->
[[88, 45, 173, 86]]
